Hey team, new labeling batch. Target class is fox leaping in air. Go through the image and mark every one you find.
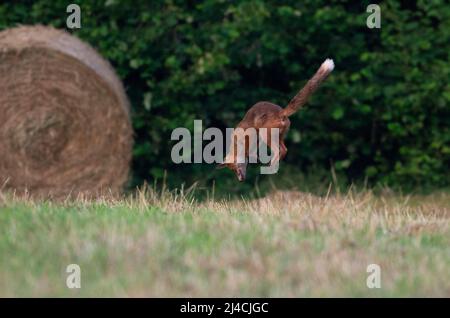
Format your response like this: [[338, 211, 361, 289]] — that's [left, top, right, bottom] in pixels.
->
[[218, 58, 335, 181]]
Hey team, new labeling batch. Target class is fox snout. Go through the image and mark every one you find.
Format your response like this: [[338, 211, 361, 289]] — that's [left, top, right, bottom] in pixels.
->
[[217, 162, 247, 182], [236, 168, 245, 182], [234, 162, 248, 182]]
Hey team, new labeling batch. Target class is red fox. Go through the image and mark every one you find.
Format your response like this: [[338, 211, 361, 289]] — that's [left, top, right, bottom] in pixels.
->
[[218, 58, 335, 181]]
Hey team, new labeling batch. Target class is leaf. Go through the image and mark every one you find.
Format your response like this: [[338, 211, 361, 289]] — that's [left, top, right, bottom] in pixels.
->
[[143, 92, 153, 111], [332, 107, 344, 120]]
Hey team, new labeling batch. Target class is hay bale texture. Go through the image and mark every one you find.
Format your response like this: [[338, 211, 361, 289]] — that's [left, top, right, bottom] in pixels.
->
[[0, 26, 133, 198]]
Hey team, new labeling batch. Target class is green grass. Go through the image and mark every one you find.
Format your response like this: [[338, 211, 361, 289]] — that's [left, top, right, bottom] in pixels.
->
[[0, 188, 449, 297]]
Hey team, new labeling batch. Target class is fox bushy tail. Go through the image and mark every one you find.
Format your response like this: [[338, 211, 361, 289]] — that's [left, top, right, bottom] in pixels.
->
[[282, 58, 334, 117]]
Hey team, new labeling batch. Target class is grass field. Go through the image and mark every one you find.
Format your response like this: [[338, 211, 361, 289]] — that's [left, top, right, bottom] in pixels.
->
[[0, 187, 449, 297]]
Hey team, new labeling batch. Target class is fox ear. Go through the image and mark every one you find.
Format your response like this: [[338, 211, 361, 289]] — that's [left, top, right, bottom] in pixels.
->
[[216, 163, 227, 169]]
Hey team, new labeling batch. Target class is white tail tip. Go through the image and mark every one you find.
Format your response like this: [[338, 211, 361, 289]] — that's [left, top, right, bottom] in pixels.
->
[[321, 58, 335, 72]]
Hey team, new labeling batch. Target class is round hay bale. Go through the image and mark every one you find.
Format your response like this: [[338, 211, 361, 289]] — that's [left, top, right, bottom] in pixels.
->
[[0, 26, 133, 198]]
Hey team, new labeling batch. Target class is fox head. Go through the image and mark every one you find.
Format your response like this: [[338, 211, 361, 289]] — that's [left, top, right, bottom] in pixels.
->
[[218, 127, 253, 181], [217, 161, 248, 182]]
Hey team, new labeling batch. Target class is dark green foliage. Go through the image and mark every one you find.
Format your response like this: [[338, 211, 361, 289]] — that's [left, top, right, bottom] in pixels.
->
[[1, 0, 449, 191]]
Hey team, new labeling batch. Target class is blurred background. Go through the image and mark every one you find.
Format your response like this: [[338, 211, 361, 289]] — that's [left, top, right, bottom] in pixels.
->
[[1, 0, 448, 197]]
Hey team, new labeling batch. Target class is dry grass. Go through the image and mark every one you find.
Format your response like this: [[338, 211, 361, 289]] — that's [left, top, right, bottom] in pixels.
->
[[0, 187, 449, 297]]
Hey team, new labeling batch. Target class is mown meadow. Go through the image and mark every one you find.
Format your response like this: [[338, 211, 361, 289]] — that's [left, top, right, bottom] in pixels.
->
[[1, 186, 448, 297]]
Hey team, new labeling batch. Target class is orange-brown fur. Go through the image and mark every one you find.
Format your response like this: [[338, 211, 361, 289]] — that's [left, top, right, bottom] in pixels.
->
[[219, 59, 334, 181]]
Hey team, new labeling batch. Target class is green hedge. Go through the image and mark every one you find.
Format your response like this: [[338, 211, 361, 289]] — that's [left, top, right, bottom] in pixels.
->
[[1, 0, 449, 190]]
